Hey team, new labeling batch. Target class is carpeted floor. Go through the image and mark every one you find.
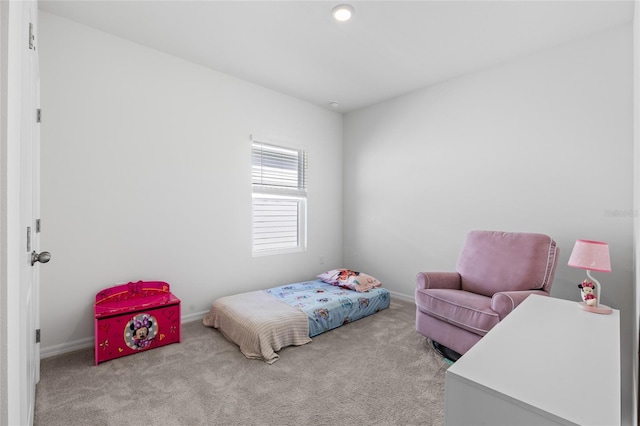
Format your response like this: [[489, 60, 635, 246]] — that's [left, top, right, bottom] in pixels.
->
[[35, 298, 448, 425]]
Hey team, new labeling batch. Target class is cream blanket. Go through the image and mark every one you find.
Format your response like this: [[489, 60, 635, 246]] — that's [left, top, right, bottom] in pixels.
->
[[202, 290, 312, 364]]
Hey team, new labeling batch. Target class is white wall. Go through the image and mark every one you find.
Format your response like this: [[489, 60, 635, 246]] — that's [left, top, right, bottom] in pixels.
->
[[38, 12, 343, 354], [344, 25, 634, 424]]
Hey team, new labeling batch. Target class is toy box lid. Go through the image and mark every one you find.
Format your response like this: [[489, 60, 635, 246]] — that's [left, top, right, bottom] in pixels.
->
[[94, 281, 180, 318]]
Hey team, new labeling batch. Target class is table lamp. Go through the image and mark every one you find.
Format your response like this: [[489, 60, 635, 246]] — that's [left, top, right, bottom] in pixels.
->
[[567, 239, 612, 314]]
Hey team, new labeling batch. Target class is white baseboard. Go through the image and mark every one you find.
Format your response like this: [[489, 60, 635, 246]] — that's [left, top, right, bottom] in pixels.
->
[[40, 310, 210, 359], [40, 336, 94, 359], [182, 310, 209, 323], [389, 290, 415, 304], [40, 297, 413, 359]]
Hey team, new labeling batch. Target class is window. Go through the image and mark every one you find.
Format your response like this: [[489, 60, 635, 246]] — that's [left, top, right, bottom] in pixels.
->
[[251, 139, 307, 255]]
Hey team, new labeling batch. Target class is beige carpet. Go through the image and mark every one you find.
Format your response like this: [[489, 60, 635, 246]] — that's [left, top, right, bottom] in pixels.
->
[[35, 299, 447, 425]]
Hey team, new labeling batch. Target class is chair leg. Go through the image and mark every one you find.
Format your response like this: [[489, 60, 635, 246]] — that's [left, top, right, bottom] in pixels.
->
[[432, 340, 462, 362]]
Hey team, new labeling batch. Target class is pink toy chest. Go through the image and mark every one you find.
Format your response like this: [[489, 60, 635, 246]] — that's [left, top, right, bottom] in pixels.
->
[[94, 281, 181, 365]]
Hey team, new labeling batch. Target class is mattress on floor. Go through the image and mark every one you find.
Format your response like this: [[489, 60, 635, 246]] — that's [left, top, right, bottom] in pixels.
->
[[203, 279, 390, 363]]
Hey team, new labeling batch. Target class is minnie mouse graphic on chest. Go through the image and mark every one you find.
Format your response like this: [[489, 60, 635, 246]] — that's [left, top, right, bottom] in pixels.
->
[[124, 313, 158, 350]]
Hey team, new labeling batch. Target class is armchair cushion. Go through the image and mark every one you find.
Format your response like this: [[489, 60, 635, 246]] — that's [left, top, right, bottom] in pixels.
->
[[457, 231, 558, 297], [416, 289, 500, 336]]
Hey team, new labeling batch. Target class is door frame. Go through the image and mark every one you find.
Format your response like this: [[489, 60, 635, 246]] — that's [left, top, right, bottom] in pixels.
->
[[0, 0, 9, 422]]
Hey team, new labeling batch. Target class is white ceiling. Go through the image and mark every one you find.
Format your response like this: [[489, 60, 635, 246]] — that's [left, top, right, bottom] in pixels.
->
[[39, 0, 635, 113]]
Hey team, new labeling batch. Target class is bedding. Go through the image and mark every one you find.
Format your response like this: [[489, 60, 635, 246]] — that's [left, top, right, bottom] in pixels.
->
[[202, 279, 390, 363], [316, 269, 383, 292], [266, 280, 390, 337], [202, 290, 311, 364]]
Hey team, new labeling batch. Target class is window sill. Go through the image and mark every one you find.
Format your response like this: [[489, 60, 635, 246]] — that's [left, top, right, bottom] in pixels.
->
[[252, 247, 306, 257]]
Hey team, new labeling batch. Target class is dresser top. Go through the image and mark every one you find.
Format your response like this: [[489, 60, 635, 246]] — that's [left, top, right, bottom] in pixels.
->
[[447, 294, 620, 425]]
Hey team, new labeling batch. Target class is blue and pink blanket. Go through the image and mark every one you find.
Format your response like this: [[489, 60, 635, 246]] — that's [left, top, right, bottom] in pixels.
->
[[266, 279, 390, 337]]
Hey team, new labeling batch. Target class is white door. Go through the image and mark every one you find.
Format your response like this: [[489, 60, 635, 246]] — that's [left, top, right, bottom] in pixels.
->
[[23, 3, 45, 424], [24, 0, 42, 401], [11, 1, 45, 424]]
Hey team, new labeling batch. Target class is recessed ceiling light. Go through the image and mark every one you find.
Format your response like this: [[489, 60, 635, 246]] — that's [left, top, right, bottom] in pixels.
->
[[329, 101, 339, 108], [332, 4, 354, 22]]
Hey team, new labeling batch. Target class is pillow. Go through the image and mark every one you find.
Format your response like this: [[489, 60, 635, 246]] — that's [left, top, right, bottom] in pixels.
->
[[317, 269, 382, 292], [317, 269, 342, 284]]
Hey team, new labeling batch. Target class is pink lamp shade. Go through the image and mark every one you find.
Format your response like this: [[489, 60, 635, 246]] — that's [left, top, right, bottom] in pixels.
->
[[567, 239, 611, 272]]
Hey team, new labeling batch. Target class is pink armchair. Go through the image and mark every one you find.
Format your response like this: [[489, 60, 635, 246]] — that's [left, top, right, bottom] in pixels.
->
[[415, 231, 559, 360]]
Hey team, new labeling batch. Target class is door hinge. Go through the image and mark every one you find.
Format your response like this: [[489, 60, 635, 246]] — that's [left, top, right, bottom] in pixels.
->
[[26, 226, 31, 252], [36, 219, 41, 233], [37, 109, 41, 123], [28, 22, 35, 51], [35, 329, 41, 344]]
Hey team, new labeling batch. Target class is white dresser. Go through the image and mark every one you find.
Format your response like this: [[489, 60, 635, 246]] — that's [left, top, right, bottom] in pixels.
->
[[445, 294, 620, 425]]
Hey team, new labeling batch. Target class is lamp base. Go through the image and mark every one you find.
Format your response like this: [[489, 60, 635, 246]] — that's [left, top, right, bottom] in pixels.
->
[[577, 301, 612, 315]]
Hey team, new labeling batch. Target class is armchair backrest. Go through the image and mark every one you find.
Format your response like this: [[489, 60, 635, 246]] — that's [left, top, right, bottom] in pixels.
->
[[456, 231, 559, 297]]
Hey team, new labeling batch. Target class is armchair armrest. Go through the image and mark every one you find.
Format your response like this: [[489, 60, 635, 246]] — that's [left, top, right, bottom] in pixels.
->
[[491, 290, 549, 320], [416, 272, 461, 291]]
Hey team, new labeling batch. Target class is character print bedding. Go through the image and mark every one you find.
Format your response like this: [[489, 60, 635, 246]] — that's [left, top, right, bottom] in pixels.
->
[[202, 269, 390, 364]]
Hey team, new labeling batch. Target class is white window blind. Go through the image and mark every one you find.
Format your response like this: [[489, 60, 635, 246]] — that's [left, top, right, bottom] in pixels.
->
[[251, 140, 307, 254]]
